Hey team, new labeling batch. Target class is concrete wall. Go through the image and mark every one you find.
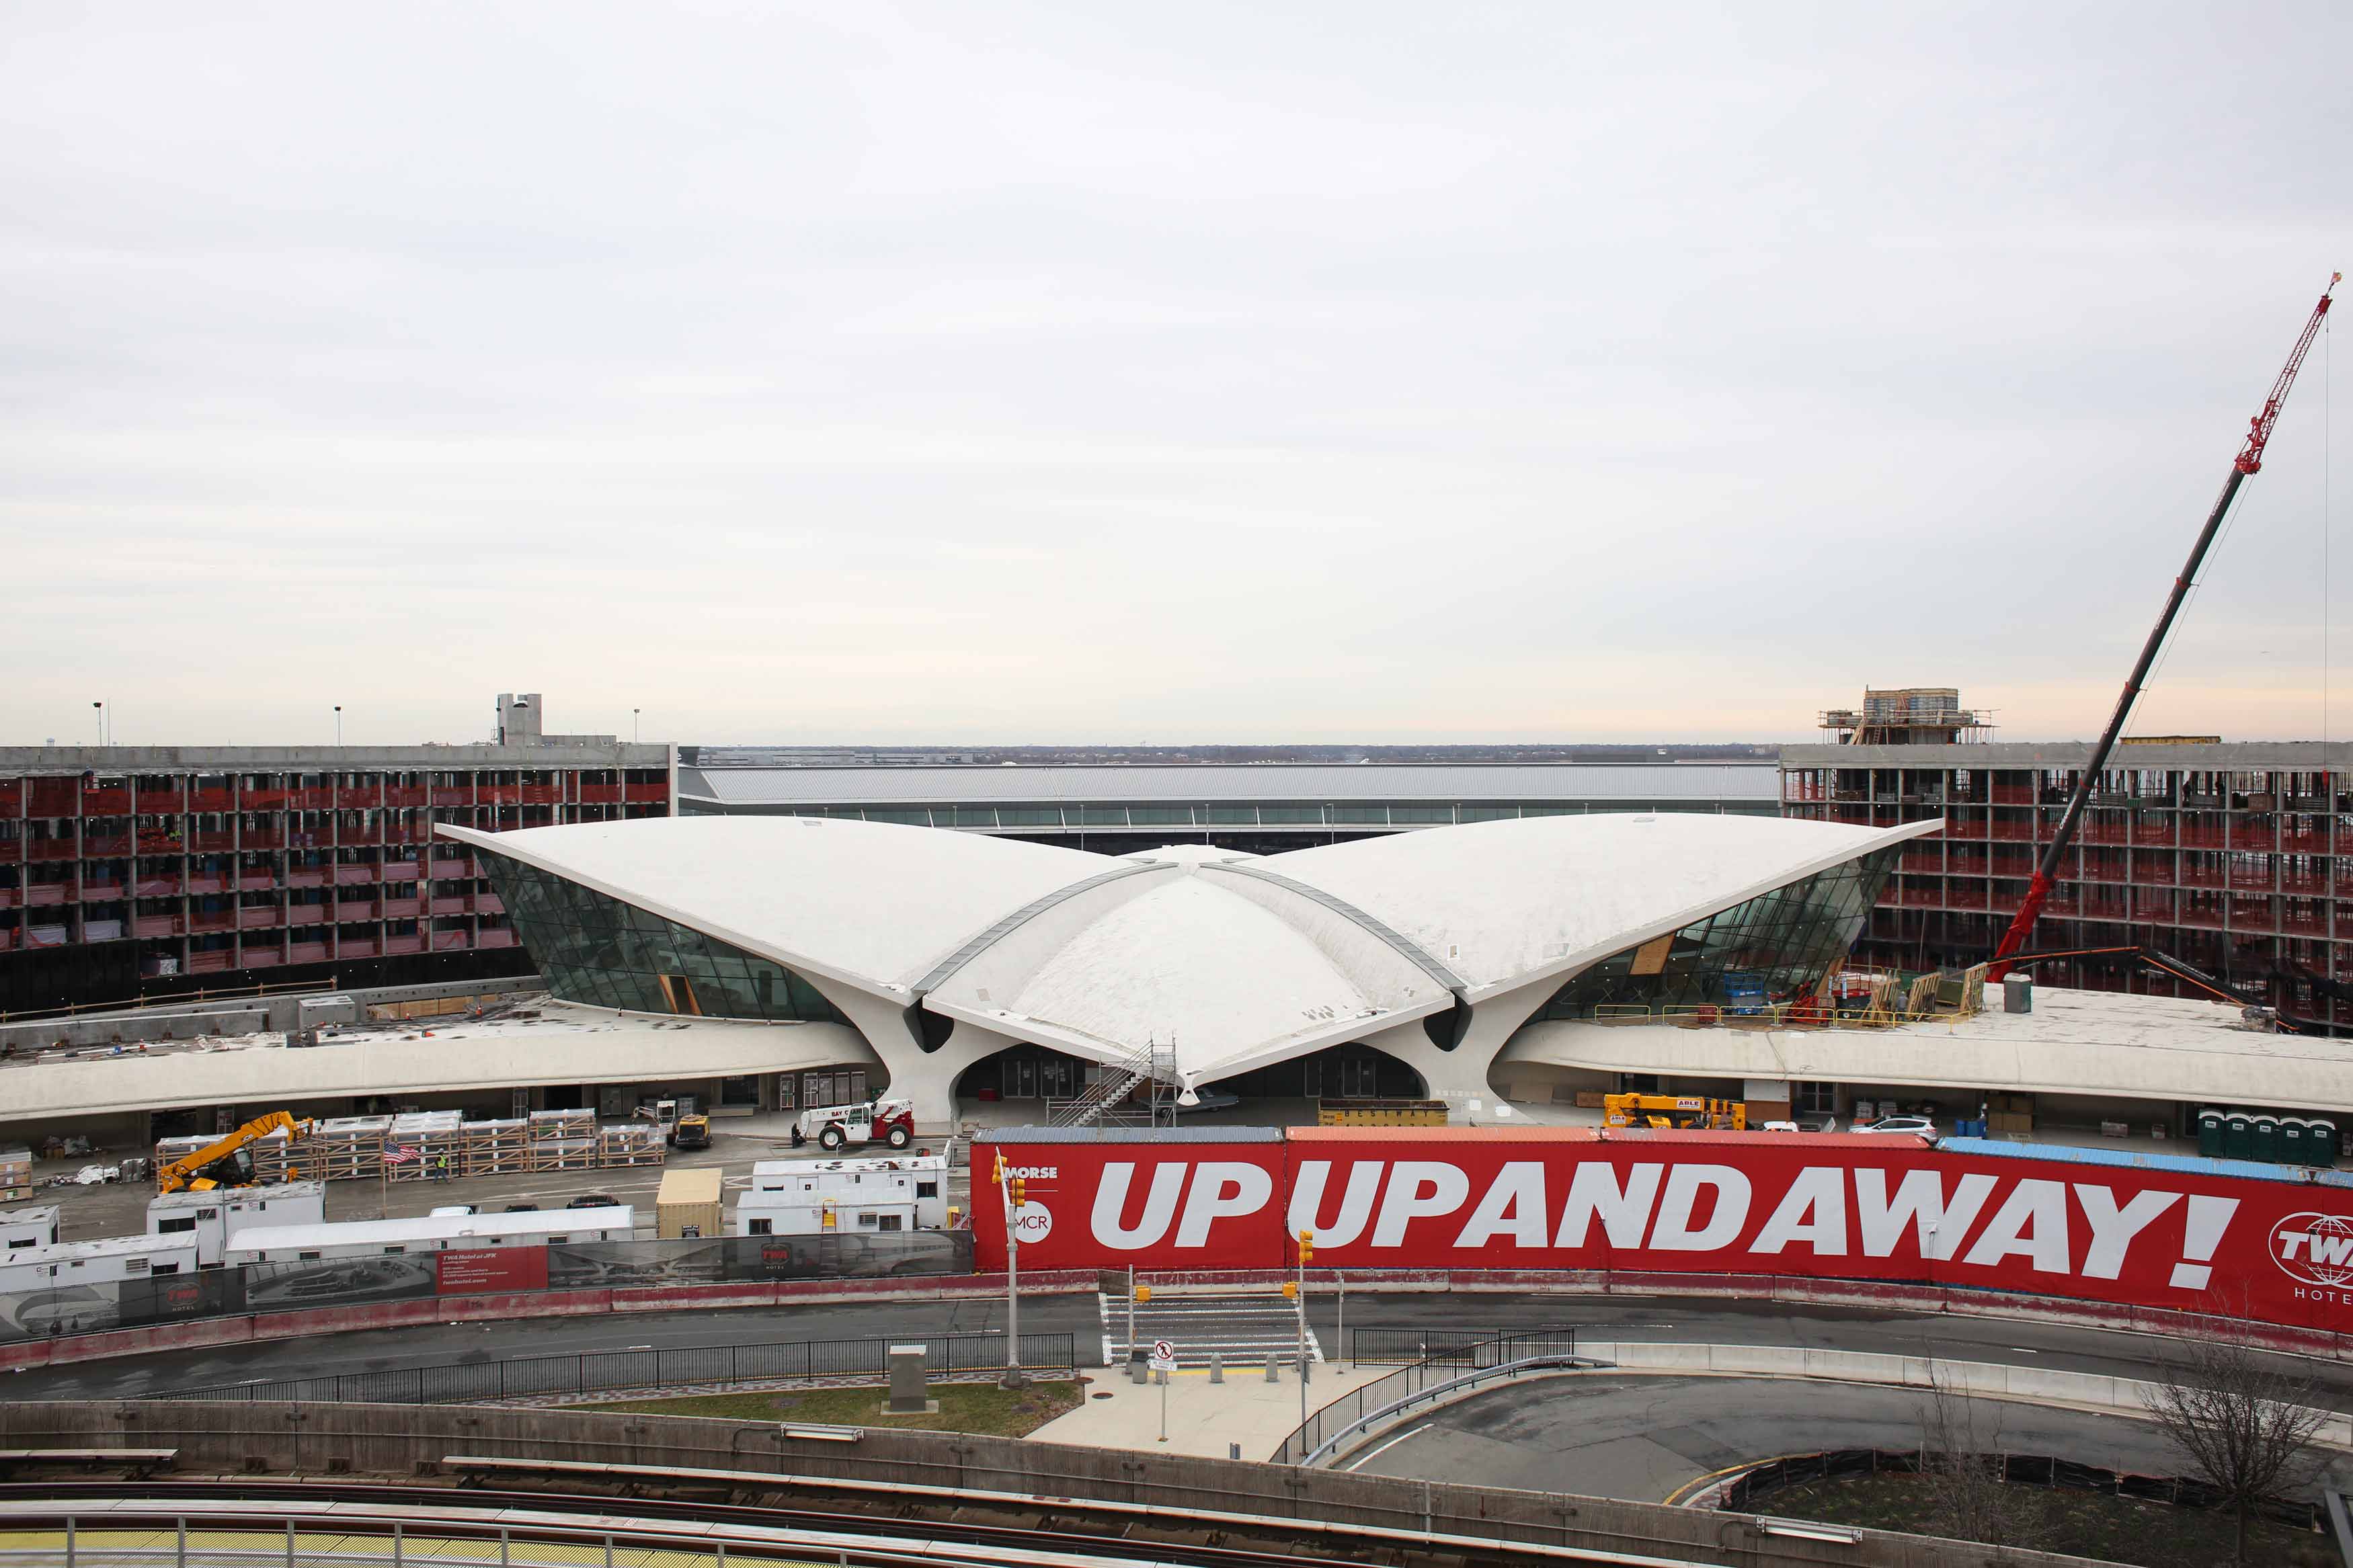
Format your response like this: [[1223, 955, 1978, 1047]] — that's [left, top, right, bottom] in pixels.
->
[[0, 1399, 2125, 1568]]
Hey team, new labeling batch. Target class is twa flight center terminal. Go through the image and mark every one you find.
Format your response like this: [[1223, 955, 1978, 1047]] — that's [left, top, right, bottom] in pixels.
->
[[9, 811, 2353, 1153]]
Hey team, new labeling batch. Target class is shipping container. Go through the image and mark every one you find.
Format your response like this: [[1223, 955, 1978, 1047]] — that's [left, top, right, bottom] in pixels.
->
[[655, 1167, 722, 1239]]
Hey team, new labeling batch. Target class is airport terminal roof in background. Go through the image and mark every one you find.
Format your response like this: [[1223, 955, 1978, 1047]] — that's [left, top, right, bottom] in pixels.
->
[[676, 762, 1778, 808]]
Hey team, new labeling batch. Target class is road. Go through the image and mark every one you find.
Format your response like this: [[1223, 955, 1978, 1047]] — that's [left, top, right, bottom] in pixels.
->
[[1341, 1374, 2353, 1503], [17, 1290, 2353, 1407]]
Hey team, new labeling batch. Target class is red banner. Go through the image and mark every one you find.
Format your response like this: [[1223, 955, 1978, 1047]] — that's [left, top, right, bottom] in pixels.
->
[[973, 1126, 2353, 1331], [435, 1245, 549, 1296], [974, 1136, 1289, 1274]]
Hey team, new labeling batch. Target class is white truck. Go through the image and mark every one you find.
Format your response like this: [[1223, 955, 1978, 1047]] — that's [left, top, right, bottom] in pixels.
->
[[791, 1097, 916, 1151]]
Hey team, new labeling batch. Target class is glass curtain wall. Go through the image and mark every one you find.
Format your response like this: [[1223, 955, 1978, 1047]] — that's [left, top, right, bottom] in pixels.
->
[[481, 852, 847, 1024], [1536, 848, 1901, 1020]]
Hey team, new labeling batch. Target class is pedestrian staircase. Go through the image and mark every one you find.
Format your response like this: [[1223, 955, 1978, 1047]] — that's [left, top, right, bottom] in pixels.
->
[[1100, 1290, 1324, 1368], [1049, 1041, 1176, 1128]]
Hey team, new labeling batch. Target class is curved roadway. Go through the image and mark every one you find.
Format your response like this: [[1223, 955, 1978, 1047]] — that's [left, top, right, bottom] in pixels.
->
[[15, 1292, 2353, 1407], [1339, 1374, 2353, 1503]]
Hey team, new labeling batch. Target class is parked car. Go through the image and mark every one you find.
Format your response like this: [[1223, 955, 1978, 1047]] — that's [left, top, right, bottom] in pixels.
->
[[567, 1193, 621, 1210], [1856, 1116, 1938, 1138], [428, 1204, 477, 1217], [503, 1202, 540, 1212]]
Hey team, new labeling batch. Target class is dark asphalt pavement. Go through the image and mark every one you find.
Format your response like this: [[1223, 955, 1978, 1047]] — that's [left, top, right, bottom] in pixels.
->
[[14, 1290, 2353, 1409], [1342, 1374, 2353, 1503]]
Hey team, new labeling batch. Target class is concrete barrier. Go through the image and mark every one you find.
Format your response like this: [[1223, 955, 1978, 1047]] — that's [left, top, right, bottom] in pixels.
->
[[0, 1271, 1104, 1372], [1553, 1342, 2352, 1452], [0, 1399, 2120, 1568]]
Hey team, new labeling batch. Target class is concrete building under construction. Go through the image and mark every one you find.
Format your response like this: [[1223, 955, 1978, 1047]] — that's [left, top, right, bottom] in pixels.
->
[[1780, 723, 2353, 1031]]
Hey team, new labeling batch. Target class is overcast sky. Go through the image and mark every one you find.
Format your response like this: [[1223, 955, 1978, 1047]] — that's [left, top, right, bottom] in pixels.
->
[[5, 3, 2348, 747]]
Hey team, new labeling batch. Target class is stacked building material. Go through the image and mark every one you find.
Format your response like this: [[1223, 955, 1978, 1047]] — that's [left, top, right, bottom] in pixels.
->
[[526, 1107, 596, 1171], [247, 1127, 296, 1185], [598, 1122, 665, 1167], [305, 1116, 393, 1182], [0, 1146, 31, 1202], [384, 1111, 465, 1182], [152, 1135, 211, 1186], [462, 1118, 530, 1177]]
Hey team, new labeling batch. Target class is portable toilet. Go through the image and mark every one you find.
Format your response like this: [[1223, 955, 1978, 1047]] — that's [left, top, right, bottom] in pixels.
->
[[2197, 1108, 2224, 1159], [2224, 1112, 2254, 1161], [2311, 1117, 2340, 1168], [2279, 1118, 2309, 1166], [2252, 1114, 2280, 1163]]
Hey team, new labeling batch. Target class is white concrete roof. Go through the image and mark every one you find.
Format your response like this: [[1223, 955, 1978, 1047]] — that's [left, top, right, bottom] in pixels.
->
[[438, 817, 1111, 989], [442, 812, 1921, 1089], [1500, 985, 2353, 1114], [1258, 812, 1941, 991]]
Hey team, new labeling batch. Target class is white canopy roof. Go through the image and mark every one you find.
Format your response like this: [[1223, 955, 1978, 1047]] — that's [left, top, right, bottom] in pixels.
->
[[443, 812, 1933, 1085]]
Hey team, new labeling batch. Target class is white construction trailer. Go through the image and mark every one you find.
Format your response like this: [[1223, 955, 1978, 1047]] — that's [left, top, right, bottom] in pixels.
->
[[147, 1181, 327, 1268], [225, 1205, 635, 1264], [0, 1234, 199, 1292], [734, 1154, 949, 1237], [0, 1205, 62, 1253]]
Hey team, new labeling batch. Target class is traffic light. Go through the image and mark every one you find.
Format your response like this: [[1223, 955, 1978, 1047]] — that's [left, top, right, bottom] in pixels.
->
[[993, 1157, 1006, 1186], [1133, 1285, 1152, 1304], [1296, 1227, 1314, 1264], [1012, 1177, 1028, 1206], [1281, 1280, 1298, 1299]]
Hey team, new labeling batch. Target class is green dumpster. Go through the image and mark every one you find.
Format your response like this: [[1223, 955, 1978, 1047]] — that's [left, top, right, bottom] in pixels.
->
[[2279, 1118, 2309, 1165], [2225, 1112, 2254, 1161], [2311, 1117, 2340, 1168], [2198, 1108, 2225, 1158], [2253, 1114, 2280, 1163]]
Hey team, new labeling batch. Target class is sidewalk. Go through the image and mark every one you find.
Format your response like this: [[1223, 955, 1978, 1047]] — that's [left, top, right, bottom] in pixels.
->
[[1033, 1360, 1392, 1461]]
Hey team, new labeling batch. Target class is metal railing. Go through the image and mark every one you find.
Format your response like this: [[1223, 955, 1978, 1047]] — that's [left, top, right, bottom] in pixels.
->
[[1271, 1329, 1592, 1465], [1347, 1325, 1580, 1366], [158, 1329, 1076, 1405]]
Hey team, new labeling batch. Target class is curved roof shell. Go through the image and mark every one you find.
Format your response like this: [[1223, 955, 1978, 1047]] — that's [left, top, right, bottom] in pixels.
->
[[442, 811, 1936, 1085]]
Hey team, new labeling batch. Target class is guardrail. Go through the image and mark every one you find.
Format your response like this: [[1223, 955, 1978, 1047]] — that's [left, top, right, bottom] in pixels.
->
[[159, 1329, 1077, 1405], [1271, 1330, 1587, 1465]]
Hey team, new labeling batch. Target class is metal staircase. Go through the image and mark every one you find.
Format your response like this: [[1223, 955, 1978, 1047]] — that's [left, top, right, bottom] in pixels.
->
[[1049, 1040, 1177, 1128]]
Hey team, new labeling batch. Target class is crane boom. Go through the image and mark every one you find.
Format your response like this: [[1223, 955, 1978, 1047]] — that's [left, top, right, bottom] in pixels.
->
[[1987, 274, 2340, 983]]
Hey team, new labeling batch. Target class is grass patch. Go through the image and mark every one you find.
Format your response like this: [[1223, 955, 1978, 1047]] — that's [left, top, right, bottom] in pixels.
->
[[1761, 1473, 2336, 1568], [575, 1379, 1084, 1438]]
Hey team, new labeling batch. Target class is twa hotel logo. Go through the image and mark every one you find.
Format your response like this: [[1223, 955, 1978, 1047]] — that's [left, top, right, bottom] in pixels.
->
[[2272, 1212, 2353, 1286]]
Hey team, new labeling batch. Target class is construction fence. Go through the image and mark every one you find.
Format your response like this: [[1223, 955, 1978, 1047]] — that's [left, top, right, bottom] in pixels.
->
[[160, 1329, 1077, 1405], [0, 1231, 973, 1346]]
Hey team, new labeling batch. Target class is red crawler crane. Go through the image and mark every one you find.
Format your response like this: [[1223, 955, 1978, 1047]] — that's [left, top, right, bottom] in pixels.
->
[[1987, 274, 2341, 983]]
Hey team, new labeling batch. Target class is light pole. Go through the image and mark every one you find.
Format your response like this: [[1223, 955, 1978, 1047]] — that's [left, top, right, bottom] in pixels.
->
[[333, 706, 343, 747], [91, 701, 106, 747], [996, 1157, 1026, 1389], [633, 708, 641, 743]]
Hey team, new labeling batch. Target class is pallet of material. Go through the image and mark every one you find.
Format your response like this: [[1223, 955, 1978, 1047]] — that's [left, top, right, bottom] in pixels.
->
[[306, 1116, 393, 1181], [530, 1137, 598, 1172], [527, 1108, 594, 1142], [597, 1123, 665, 1167], [153, 1136, 211, 1185], [463, 1118, 530, 1177], [247, 1128, 296, 1185], [385, 1112, 465, 1183], [0, 1147, 27, 1202]]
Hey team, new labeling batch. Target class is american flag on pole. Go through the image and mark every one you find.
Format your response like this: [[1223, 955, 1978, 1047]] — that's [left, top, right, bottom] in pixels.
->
[[383, 1145, 419, 1167]]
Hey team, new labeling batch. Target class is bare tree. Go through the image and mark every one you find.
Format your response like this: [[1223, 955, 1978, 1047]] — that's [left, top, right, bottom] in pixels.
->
[[2144, 1330, 2329, 1565], [1916, 1358, 2042, 1550]]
